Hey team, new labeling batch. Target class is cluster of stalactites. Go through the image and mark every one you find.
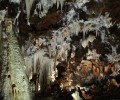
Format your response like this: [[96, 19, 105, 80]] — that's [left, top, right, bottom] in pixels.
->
[[25, 0, 66, 24], [61, 13, 112, 48], [53, 17, 107, 49], [51, 0, 65, 11]]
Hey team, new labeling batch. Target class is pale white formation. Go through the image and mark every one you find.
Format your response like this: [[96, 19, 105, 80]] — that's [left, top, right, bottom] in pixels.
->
[[13, 11, 21, 25], [36, 0, 65, 18], [9, 0, 21, 3], [25, 0, 66, 20], [49, 1, 112, 50], [75, 0, 89, 8], [72, 90, 83, 100], [24, 49, 55, 90], [2, 18, 31, 100], [81, 35, 96, 48], [117, 23, 120, 28], [0, 10, 7, 24], [86, 49, 100, 60], [25, 0, 35, 25], [23, 0, 114, 80], [22, 0, 120, 93], [81, 38, 88, 48], [13, 11, 21, 34], [64, 9, 76, 24], [106, 45, 120, 63]]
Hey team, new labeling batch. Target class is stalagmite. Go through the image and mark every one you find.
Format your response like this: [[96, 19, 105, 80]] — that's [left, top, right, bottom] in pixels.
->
[[81, 38, 88, 48], [87, 35, 96, 42], [86, 49, 93, 60], [1, 18, 32, 100], [72, 90, 83, 100]]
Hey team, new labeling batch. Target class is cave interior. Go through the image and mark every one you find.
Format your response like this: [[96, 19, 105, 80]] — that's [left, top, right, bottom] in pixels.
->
[[0, 0, 120, 100]]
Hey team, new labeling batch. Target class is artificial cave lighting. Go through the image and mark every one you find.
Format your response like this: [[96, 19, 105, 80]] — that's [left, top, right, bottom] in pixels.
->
[[0, 0, 120, 100]]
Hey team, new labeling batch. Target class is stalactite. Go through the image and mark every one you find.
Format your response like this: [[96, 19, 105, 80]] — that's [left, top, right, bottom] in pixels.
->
[[59, 0, 65, 11], [30, 0, 34, 9], [57, 0, 59, 9], [33, 51, 39, 74], [75, 21, 80, 35], [53, 0, 57, 4], [25, 0, 35, 24], [24, 48, 56, 91], [25, 0, 30, 24], [101, 30, 105, 42], [56, 0, 65, 11]]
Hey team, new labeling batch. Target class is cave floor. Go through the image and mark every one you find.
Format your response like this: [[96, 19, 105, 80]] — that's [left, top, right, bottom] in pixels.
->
[[33, 88, 120, 100]]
